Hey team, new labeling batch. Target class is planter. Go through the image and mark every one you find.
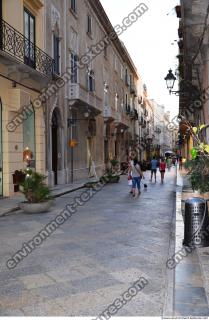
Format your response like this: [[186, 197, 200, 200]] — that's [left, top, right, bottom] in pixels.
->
[[106, 175, 120, 183], [19, 200, 53, 213], [84, 181, 99, 189]]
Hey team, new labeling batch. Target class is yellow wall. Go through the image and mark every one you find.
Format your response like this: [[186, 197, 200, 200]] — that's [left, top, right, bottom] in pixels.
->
[[1, 0, 46, 196], [0, 73, 45, 196], [2, 0, 44, 50]]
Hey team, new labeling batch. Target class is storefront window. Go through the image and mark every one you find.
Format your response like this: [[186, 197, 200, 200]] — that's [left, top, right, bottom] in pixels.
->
[[23, 104, 35, 167]]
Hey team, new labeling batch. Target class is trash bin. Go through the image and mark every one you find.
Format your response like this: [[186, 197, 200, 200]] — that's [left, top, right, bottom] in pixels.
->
[[183, 197, 209, 247]]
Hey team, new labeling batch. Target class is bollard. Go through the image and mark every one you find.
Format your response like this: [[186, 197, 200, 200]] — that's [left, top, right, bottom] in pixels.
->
[[183, 198, 209, 247]]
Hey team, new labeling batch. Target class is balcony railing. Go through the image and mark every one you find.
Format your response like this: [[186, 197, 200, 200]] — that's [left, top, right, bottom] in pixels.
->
[[130, 84, 137, 96], [0, 18, 54, 77], [139, 116, 146, 127], [130, 109, 138, 120], [69, 83, 103, 112]]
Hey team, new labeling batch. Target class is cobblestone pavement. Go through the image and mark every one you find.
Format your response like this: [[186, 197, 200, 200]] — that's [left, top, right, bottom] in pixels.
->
[[0, 168, 176, 316]]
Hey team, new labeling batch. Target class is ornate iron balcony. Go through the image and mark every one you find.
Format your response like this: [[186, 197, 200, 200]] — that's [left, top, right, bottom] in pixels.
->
[[0, 18, 54, 77]]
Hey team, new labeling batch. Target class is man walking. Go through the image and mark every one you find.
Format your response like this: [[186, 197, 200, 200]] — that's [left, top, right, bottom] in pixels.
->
[[150, 156, 158, 183]]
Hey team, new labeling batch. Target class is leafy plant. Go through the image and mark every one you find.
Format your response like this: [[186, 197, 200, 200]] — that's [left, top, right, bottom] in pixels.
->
[[110, 158, 119, 168], [100, 158, 120, 183], [184, 123, 209, 193], [20, 170, 52, 203]]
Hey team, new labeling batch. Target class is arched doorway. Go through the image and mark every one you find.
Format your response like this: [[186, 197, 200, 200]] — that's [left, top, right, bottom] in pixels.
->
[[51, 108, 59, 185], [0, 98, 2, 196]]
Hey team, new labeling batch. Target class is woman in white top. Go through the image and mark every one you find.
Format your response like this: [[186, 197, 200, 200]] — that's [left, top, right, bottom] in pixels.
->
[[129, 158, 144, 197]]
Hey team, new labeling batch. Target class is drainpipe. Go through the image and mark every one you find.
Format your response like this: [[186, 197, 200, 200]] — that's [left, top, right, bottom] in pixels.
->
[[64, 0, 68, 182]]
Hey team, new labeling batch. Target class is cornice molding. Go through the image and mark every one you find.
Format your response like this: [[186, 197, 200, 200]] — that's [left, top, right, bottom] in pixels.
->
[[88, 0, 138, 77], [24, 0, 43, 11]]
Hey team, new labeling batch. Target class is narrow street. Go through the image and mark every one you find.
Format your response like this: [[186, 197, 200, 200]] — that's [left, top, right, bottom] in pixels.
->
[[0, 169, 176, 316]]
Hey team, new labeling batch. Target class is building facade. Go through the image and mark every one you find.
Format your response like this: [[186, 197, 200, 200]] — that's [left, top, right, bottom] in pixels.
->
[[44, 0, 143, 186], [177, 0, 209, 158], [0, 0, 147, 197], [0, 0, 54, 196]]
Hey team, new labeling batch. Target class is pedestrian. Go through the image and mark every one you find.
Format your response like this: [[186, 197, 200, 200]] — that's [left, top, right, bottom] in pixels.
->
[[127, 155, 133, 194], [130, 157, 144, 197], [160, 158, 166, 183], [179, 156, 183, 170], [166, 157, 171, 169], [150, 156, 158, 183], [172, 157, 176, 166]]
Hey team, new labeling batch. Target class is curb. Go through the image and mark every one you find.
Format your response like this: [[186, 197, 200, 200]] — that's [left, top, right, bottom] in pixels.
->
[[174, 169, 209, 316], [0, 183, 86, 217], [0, 206, 20, 217]]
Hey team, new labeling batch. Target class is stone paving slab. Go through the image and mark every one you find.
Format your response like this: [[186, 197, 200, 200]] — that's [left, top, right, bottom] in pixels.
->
[[198, 247, 209, 303], [174, 171, 209, 317], [0, 170, 176, 316]]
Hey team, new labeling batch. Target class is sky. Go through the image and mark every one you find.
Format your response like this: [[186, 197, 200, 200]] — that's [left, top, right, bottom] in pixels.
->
[[100, 0, 180, 119]]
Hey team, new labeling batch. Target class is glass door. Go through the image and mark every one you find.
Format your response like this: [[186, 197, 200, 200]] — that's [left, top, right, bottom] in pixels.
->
[[0, 99, 2, 196], [24, 8, 35, 68]]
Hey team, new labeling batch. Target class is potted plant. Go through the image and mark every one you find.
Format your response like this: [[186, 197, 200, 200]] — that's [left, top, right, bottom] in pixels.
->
[[184, 123, 209, 200], [19, 170, 53, 213], [101, 158, 120, 183]]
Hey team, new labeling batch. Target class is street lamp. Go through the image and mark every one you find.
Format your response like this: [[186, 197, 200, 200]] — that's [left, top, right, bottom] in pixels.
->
[[164, 69, 178, 95]]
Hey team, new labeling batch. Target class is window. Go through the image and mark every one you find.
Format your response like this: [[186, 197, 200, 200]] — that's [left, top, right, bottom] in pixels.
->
[[104, 43, 107, 58], [121, 65, 123, 79], [125, 93, 128, 107], [130, 97, 133, 110], [23, 103, 35, 168], [87, 15, 92, 34], [24, 8, 35, 68], [71, 0, 76, 13], [130, 74, 133, 86], [125, 68, 129, 86], [104, 83, 109, 107], [71, 52, 78, 83], [114, 55, 117, 71], [53, 34, 60, 74], [115, 93, 118, 111], [87, 70, 95, 92]]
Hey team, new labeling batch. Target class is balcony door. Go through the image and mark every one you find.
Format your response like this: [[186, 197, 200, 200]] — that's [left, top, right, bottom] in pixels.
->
[[24, 8, 35, 68], [0, 99, 2, 196]]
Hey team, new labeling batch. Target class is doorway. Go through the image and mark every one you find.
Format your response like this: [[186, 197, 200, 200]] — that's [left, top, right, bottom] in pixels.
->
[[104, 139, 109, 164], [52, 109, 59, 185]]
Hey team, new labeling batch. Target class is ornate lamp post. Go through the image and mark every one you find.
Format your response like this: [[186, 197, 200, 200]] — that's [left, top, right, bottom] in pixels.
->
[[164, 69, 178, 95]]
